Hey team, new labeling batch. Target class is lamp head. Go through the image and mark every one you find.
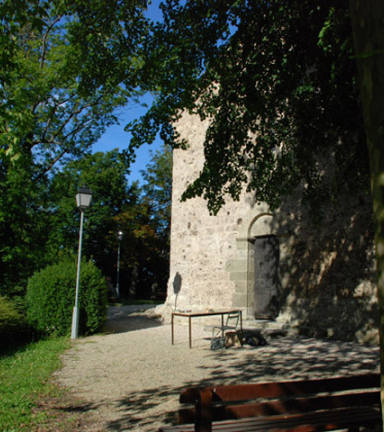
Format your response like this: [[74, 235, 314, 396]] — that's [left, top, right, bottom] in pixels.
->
[[76, 186, 92, 210]]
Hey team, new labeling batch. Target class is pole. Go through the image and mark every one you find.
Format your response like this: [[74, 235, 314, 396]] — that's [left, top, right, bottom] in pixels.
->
[[116, 238, 121, 298], [71, 209, 84, 339]]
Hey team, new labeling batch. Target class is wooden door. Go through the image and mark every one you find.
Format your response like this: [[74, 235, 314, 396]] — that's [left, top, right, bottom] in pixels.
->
[[254, 235, 280, 319]]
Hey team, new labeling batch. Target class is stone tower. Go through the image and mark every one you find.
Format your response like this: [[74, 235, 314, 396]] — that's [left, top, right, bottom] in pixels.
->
[[159, 111, 378, 343]]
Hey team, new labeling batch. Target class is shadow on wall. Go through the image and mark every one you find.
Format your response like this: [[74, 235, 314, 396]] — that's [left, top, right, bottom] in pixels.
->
[[273, 190, 378, 343], [173, 272, 182, 310], [252, 233, 281, 320]]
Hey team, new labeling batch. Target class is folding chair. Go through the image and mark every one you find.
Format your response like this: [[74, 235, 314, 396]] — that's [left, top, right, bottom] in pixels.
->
[[210, 312, 240, 350]]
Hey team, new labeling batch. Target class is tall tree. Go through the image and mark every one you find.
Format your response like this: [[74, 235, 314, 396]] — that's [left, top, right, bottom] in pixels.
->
[[141, 144, 172, 241], [46, 150, 139, 278], [0, 0, 150, 294], [46, 147, 172, 300], [131, 0, 383, 421], [130, 0, 369, 216], [349, 0, 384, 424], [139, 143, 173, 296], [114, 143, 173, 298], [1, 0, 148, 178]]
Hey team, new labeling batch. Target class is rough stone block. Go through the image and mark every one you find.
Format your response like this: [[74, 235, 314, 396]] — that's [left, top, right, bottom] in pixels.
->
[[230, 272, 247, 281], [225, 259, 247, 272], [232, 293, 247, 307]]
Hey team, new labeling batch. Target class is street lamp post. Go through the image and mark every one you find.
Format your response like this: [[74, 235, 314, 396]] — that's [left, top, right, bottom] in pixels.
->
[[71, 186, 92, 339], [116, 231, 123, 298]]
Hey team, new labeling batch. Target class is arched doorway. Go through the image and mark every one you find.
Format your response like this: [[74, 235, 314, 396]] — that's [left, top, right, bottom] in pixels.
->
[[246, 213, 280, 319], [254, 235, 280, 319]]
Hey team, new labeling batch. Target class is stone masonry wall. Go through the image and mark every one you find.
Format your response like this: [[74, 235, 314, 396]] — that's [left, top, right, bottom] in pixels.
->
[[159, 111, 378, 344]]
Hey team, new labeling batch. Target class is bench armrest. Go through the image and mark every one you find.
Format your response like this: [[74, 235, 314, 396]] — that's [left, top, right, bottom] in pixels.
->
[[195, 388, 213, 432]]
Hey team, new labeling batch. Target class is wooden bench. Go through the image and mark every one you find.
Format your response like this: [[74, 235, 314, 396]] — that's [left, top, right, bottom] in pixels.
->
[[159, 373, 381, 432]]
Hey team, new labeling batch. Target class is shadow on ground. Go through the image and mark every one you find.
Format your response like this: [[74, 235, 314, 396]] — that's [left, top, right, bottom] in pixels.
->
[[103, 305, 162, 334], [107, 335, 379, 431], [54, 310, 380, 432]]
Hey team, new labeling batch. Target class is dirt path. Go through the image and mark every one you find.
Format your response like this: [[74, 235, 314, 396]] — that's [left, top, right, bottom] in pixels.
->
[[54, 306, 380, 431]]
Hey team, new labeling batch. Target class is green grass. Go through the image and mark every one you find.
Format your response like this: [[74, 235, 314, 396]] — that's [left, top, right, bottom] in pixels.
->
[[0, 337, 70, 432]]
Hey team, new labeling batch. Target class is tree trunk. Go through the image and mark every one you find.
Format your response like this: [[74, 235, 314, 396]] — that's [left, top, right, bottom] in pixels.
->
[[129, 264, 139, 299], [349, 0, 384, 426]]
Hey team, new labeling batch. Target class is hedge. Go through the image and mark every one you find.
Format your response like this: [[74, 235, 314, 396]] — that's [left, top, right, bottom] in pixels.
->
[[27, 257, 107, 337]]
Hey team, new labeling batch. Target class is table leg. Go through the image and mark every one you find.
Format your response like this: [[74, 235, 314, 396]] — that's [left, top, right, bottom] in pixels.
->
[[189, 316, 192, 348], [171, 313, 174, 345]]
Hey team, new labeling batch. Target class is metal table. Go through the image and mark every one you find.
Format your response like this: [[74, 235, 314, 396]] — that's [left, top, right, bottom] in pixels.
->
[[171, 310, 242, 348]]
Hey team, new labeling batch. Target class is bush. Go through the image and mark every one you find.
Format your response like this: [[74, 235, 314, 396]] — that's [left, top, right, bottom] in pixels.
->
[[0, 296, 30, 349], [27, 257, 107, 337]]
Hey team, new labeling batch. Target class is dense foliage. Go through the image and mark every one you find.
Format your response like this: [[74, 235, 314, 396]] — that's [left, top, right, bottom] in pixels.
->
[[138, 144, 172, 295], [45, 150, 139, 291], [27, 257, 107, 336], [0, 0, 151, 295], [348, 1, 384, 417], [130, 0, 369, 216], [0, 1, 173, 299], [0, 296, 30, 349]]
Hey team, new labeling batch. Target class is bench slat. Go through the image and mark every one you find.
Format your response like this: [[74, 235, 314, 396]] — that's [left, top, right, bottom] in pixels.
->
[[179, 374, 380, 404], [162, 405, 381, 432], [226, 390, 380, 418], [178, 390, 380, 424], [163, 374, 381, 432]]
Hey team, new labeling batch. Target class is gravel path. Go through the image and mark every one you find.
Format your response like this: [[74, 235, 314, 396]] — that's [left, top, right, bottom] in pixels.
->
[[54, 305, 380, 431]]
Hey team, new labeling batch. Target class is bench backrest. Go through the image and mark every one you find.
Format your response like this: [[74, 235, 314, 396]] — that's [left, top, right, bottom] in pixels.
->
[[181, 374, 379, 403], [178, 374, 381, 429]]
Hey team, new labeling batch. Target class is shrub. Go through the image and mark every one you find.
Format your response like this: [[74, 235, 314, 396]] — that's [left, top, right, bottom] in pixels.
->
[[0, 296, 30, 349], [27, 257, 107, 336]]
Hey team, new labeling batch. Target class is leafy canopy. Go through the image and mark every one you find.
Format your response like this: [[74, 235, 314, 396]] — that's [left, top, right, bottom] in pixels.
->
[[0, 0, 149, 178], [0, 0, 150, 294], [130, 0, 369, 215]]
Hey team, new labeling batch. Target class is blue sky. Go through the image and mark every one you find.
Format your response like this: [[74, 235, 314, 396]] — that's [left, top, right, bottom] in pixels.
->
[[92, 1, 165, 184], [92, 94, 162, 184]]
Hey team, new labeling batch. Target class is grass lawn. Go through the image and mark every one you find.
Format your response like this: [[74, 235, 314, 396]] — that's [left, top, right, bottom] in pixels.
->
[[0, 337, 70, 432], [0, 302, 154, 431]]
